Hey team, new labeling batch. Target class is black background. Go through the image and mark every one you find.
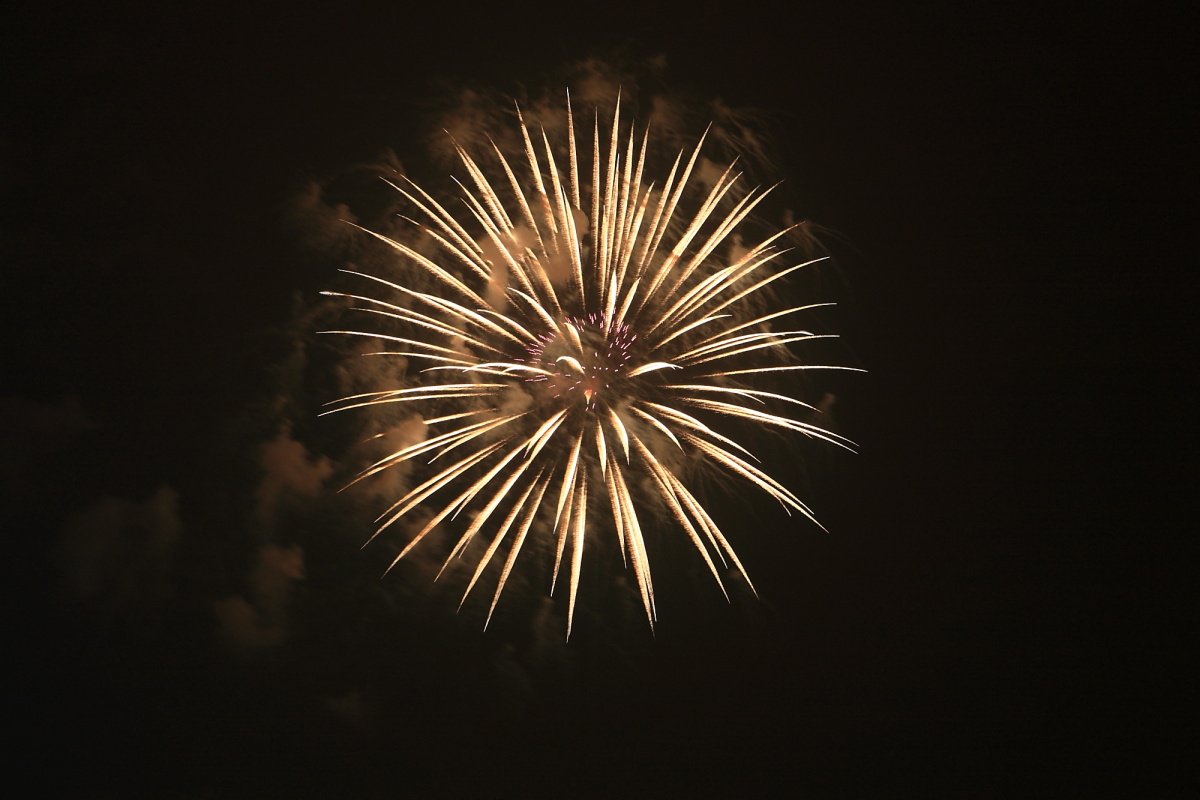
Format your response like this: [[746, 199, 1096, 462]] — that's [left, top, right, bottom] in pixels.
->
[[5, 1, 1192, 796]]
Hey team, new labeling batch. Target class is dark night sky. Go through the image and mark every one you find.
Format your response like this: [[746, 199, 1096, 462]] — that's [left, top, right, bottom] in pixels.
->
[[4, 1, 1192, 796]]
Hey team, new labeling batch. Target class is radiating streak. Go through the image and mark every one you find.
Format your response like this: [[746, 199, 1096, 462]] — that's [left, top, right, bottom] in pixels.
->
[[602, 447, 627, 559], [660, 182, 774, 304], [638, 401, 758, 460], [456, 189, 542, 300], [456, 361, 553, 377], [588, 112, 600, 305], [352, 414, 520, 489], [423, 365, 520, 379], [603, 270, 619, 330], [612, 275, 641, 333], [453, 143, 515, 233], [524, 408, 570, 460], [391, 417, 564, 573], [341, 304, 503, 356], [611, 127, 650, 294], [678, 333, 839, 367], [366, 351, 479, 369], [625, 405, 683, 451], [565, 90, 581, 209], [372, 442, 507, 540], [351, 225, 491, 309], [663, 384, 821, 413], [674, 329, 815, 363], [400, 289, 531, 346], [420, 409, 493, 426], [485, 469, 553, 629], [374, 441, 506, 546], [604, 406, 630, 460], [318, 383, 505, 416], [492, 134, 550, 261], [317, 328, 490, 365], [635, 127, 710, 297], [321, 292, 482, 347], [596, 99, 619, 295], [532, 125, 564, 252], [629, 433, 728, 599], [508, 287, 565, 336], [630, 154, 678, 282], [676, 396, 858, 451], [566, 471, 587, 640], [381, 179, 492, 281], [661, 468, 757, 595], [606, 448, 655, 625], [477, 306, 542, 342], [552, 431, 585, 561], [626, 361, 681, 377], [700, 364, 867, 379], [321, 382, 500, 406], [550, 463, 575, 597], [685, 434, 822, 528], [556, 172, 586, 307], [593, 418, 608, 477], [647, 168, 755, 310], [324, 271, 506, 352], [650, 247, 789, 336], [687, 304, 835, 351], [644, 311, 727, 351], [439, 454, 534, 581], [674, 257, 828, 331], [459, 470, 543, 610], [515, 108, 552, 232], [460, 156, 550, 301]]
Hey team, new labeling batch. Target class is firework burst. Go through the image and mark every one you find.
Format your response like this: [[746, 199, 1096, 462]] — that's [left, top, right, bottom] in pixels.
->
[[322, 94, 857, 637]]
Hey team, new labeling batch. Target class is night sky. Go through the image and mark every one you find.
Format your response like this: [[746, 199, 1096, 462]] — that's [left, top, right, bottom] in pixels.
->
[[5, 2, 1191, 796]]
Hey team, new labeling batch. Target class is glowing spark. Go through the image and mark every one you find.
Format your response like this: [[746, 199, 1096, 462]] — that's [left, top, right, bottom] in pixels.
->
[[322, 94, 858, 637]]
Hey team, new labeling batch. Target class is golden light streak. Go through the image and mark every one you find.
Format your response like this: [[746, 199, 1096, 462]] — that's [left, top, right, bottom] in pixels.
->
[[486, 469, 552, 629]]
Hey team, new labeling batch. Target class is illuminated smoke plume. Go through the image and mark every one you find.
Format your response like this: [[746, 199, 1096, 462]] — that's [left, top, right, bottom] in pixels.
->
[[321, 90, 858, 638]]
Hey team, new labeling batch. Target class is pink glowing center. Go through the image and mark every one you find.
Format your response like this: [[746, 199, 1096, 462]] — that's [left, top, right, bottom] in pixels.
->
[[524, 314, 636, 407]]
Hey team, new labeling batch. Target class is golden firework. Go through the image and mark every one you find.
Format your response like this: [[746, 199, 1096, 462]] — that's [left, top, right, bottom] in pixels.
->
[[322, 94, 857, 637]]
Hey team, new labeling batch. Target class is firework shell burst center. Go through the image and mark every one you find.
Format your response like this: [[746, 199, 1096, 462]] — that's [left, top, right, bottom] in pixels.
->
[[524, 313, 636, 407], [321, 94, 858, 638]]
